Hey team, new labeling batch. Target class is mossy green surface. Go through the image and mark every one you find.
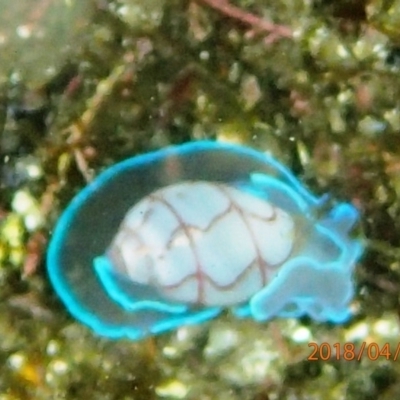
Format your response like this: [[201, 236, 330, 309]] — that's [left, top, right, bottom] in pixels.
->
[[1, 0, 400, 398]]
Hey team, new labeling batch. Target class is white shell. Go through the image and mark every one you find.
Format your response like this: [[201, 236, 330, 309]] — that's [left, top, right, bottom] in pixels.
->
[[107, 181, 295, 306]]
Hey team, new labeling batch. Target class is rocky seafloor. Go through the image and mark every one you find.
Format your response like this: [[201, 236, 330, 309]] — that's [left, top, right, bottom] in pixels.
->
[[1, 0, 400, 399]]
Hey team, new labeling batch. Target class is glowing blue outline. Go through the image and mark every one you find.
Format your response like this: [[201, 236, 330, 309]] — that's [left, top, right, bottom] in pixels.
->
[[94, 255, 189, 314], [249, 207, 363, 323], [47, 141, 290, 338], [250, 256, 354, 323], [46, 140, 362, 339], [247, 173, 312, 215]]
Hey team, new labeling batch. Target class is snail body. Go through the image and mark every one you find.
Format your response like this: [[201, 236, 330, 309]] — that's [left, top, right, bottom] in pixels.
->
[[47, 141, 363, 340]]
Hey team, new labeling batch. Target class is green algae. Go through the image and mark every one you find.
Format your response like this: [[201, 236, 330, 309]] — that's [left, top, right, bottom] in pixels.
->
[[1, 0, 400, 399]]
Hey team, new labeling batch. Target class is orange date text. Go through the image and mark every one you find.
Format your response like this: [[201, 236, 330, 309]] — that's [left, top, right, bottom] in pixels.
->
[[307, 342, 400, 361]]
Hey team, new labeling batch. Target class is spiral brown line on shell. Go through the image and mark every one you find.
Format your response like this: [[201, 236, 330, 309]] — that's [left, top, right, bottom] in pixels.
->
[[216, 183, 276, 287], [149, 190, 208, 303], [155, 182, 280, 302], [161, 257, 264, 296], [109, 182, 289, 305], [109, 221, 150, 276]]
